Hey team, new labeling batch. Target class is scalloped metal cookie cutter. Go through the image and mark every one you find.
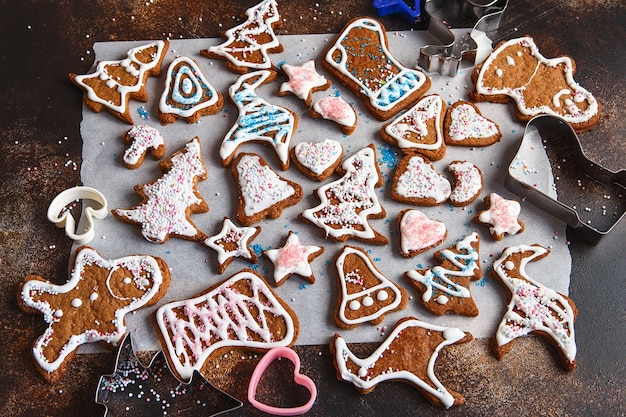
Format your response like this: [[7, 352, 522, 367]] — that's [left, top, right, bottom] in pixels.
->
[[47, 186, 108, 244], [418, 0, 508, 76], [506, 115, 626, 244]]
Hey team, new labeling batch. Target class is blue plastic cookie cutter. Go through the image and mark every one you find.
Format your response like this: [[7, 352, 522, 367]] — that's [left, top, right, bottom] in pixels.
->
[[373, 0, 423, 25]]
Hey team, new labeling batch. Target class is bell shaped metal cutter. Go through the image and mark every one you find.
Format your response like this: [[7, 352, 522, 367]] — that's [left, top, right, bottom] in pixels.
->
[[418, 0, 508, 76], [506, 115, 626, 244]]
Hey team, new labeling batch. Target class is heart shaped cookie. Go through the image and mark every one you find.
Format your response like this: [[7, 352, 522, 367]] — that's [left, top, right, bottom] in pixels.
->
[[398, 209, 447, 257], [444, 101, 501, 147], [291, 139, 344, 181], [248, 347, 317, 416]]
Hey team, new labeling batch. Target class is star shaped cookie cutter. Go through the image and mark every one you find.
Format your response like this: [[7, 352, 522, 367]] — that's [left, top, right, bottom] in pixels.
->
[[418, 0, 509, 76], [47, 186, 108, 244]]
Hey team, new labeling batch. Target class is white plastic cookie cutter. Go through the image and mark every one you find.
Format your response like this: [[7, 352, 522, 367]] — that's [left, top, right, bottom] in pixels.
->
[[47, 186, 108, 244]]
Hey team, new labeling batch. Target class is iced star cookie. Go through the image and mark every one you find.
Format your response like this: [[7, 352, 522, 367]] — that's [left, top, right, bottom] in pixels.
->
[[221, 70, 297, 171], [200, 0, 283, 74], [470, 36, 601, 132], [398, 209, 447, 257], [391, 154, 451, 206], [278, 60, 331, 106], [330, 316, 472, 408], [492, 244, 577, 371], [405, 233, 481, 317], [310, 96, 358, 135], [70, 40, 168, 124], [290, 139, 344, 181], [475, 193, 524, 240], [155, 269, 299, 382], [158, 56, 224, 125], [323, 17, 431, 121], [448, 160, 483, 206], [112, 137, 208, 244], [443, 101, 501, 147], [381, 95, 447, 161], [203, 217, 261, 274], [232, 153, 303, 226], [122, 125, 166, 169], [300, 145, 388, 245], [18, 246, 170, 383], [263, 231, 324, 287], [334, 245, 407, 329]]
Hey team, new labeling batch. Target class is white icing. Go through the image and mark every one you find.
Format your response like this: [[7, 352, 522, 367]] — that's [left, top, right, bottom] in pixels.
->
[[293, 139, 342, 175], [449, 161, 483, 204], [264, 232, 322, 285], [279, 60, 328, 102], [123, 125, 165, 167], [394, 155, 451, 204], [312, 96, 357, 127], [399, 209, 447, 255], [203, 217, 259, 266], [384, 95, 444, 151], [447, 103, 499, 142], [478, 193, 522, 237]]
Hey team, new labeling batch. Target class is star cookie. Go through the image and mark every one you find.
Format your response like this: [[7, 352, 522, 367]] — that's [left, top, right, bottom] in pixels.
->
[[263, 231, 324, 286], [475, 193, 525, 240], [278, 60, 331, 106], [203, 217, 261, 274]]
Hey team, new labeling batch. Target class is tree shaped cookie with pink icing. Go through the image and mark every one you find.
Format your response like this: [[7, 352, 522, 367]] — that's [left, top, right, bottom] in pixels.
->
[[470, 36, 601, 132], [475, 193, 525, 240], [263, 231, 324, 286]]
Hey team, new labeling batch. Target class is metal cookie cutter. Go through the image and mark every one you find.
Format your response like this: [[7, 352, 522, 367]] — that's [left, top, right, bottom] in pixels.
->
[[418, 0, 508, 76], [506, 115, 626, 244], [47, 186, 108, 244]]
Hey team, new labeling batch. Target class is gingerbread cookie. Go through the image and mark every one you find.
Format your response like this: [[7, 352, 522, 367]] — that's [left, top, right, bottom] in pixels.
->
[[331, 316, 472, 408], [221, 70, 297, 171], [310, 96, 358, 135], [155, 269, 299, 381], [159, 56, 224, 125], [203, 217, 261, 274], [122, 125, 166, 169], [323, 17, 431, 121], [398, 209, 447, 257], [334, 245, 407, 329], [278, 60, 331, 106], [200, 0, 283, 74], [444, 101, 501, 147], [263, 231, 324, 287], [112, 137, 208, 243], [381, 94, 447, 161], [470, 36, 601, 132], [492, 244, 577, 371], [475, 193, 524, 240], [70, 40, 168, 124], [391, 154, 451, 206], [448, 160, 483, 206], [300, 145, 388, 245], [18, 246, 170, 383], [405, 232, 481, 317], [290, 139, 344, 181], [232, 153, 302, 226]]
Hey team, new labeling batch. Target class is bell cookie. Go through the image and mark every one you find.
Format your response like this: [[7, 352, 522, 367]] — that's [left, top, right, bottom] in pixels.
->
[[443, 101, 501, 147], [470, 36, 601, 132], [448, 160, 483, 206], [310, 96, 358, 135], [203, 217, 261, 274], [263, 231, 324, 287], [278, 60, 331, 106], [323, 17, 431, 121], [18, 246, 170, 383], [398, 209, 447, 257], [391, 154, 451, 206], [69, 40, 168, 124], [122, 125, 166, 169], [475, 192, 524, 240], [290, 139, 344, 182], [380, 94, 447, 161]]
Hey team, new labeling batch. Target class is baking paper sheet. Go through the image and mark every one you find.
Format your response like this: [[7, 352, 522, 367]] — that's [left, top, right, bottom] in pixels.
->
[[76, 29, 570, 352]]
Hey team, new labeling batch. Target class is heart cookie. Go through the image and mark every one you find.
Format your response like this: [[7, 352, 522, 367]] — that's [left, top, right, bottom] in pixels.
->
[[398, 209, 447, 257], [290, 139, 344, 181]]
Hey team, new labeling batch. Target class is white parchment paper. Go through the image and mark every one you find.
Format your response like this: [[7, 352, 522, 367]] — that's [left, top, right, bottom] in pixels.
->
[[76, 29, 570, 352]]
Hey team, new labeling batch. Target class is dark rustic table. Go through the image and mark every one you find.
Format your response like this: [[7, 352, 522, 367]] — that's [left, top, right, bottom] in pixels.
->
[[1, 1, 624, 416]]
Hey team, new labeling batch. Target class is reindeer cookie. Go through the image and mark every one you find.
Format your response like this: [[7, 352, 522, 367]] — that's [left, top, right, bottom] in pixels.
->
[[470, 36, 601, 132], [331, 316, 472, 408], [18, 246, 170, 383]]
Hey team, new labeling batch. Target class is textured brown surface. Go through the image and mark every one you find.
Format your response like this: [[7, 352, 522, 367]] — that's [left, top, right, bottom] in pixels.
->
[[1, 1, 624, 416]]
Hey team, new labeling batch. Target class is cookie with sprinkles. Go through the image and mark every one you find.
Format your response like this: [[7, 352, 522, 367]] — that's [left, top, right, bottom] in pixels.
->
[[232, 153, 303, 226], [112, 137, 209, 244], [263, 231, 324, 287], [448, 160, 483, 206], [203, 217, 261, 274], [398, 209, 447, 258], [18, 246, 170, 383], [391, 154, 451, 206], [290, 139, 344, 181], [380, 94, 447, 161], [475, 193, 525, 240], [122, 125, 166, 169], [444, 101, 501, 147], [158, 56, 224, 125], [310, 96, 358, 135], [278, 60, 331, 106], [323, 17, 431, 121]]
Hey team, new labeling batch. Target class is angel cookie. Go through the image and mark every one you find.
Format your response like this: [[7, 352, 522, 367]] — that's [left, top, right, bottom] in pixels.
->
[[70, 40, 168, 124], [470, 36, 601, 132], [18, 246, 170, 383], [323, 17, 431, 121]]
